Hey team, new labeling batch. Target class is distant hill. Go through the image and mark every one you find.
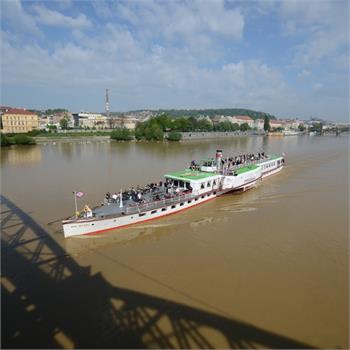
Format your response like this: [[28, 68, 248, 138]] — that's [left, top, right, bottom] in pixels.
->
[[127, 108, 276, 120]]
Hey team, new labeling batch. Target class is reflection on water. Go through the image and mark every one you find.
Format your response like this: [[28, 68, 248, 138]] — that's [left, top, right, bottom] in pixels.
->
[[1, 145, 42, 166], [1, 135, 349, 348]]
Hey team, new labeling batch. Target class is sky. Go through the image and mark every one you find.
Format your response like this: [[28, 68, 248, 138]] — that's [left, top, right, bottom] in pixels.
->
[[1, 0, 349, 121]]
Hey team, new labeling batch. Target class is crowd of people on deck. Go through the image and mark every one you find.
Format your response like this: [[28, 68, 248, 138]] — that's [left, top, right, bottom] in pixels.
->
[[102, 151, 269, 207], [221, 151, 267, 168], [190, 151, 267, 172], [103, 179, 189, 206]]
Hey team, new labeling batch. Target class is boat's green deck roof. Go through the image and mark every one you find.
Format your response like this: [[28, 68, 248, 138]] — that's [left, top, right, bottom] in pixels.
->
[[165, 169, 218, 181], [268, 154, 282, 160], [235, 164, 258, 174]]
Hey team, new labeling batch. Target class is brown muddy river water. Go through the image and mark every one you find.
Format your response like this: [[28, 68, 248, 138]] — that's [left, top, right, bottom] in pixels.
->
[[1, 135, 349, 348]]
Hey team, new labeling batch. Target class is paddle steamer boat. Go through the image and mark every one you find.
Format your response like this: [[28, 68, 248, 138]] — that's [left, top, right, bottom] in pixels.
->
[[62, 150, 284, 237]]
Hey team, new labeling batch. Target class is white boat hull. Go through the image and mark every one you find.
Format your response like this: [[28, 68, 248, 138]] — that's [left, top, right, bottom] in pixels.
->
[[63, 190, 219, 238], [262, 164, 283, 178]]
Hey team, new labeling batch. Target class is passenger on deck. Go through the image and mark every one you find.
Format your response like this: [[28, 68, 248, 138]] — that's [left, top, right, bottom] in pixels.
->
[[112, 193, 118, 202], [104, 192, 111, 205]]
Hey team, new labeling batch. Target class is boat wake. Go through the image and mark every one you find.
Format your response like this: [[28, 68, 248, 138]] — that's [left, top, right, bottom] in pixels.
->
[[219, 206, 257, 213]]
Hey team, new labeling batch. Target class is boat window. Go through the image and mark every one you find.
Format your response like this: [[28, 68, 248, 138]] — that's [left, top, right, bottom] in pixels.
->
[[188, 200, 192, 204], [200, 183, 205, 189], [174, 180, 178, 187], [207, 181, 211, 187], [180, 202, 184, 206], [151, 210, 157, 214], [213, 180, 217, 186], [201, 195, 205, 199], [213, 191, 216, 195], [139, 213, 146, 217], [180, 181, 184, 188], [162, 207, 167, 211], [195, 198, 199, 201], [171, 205, 176, 209]]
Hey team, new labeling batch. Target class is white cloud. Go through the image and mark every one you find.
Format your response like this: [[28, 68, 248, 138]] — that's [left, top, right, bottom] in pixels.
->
[[115, 0, 244, 44], [297, 69, 311, 79], [1, 0, 42, 36], [33, 5, 92, 29], [1, 1, 348, 120], [1, 23, 288, 114], [91, 0, 113, 18], [278, 0, 348, 66]]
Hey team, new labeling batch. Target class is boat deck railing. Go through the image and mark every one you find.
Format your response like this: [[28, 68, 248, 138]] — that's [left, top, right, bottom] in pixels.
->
[[219, 155, 279, 175], [123, 191, 197, 215], [66, 190, 215, 223]]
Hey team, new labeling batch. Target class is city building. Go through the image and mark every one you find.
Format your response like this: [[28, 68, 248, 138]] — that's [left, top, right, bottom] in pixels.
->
[[270, 120, 285, 129], [108, 115, 139, 130], [1, 108, 39, 133], [39, 112, 74, 130], [233, 115, 254, 127], [197, 116, 213, 125], [120, 115, 139, 130], [283, 119, 304, 130], [72, 112, 109, 129], [254, 118, 265, 130]]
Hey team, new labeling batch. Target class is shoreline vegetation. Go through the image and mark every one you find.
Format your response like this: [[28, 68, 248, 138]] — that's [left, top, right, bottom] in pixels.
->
[[1, 133, 36, 147], [1, 114, 334, 147], [1, 113, 258, 146]]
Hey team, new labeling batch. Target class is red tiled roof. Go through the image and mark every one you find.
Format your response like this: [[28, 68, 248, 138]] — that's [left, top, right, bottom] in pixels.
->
[[3, 108, 36, 115], [270, 120, 285, 124], [235, 115, 253, 121]]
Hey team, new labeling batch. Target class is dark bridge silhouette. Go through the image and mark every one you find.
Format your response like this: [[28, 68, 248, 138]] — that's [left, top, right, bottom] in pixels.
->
[[1, 195, 314, 349]]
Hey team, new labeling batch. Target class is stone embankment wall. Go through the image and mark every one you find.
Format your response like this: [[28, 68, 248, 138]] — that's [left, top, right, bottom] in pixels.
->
[[34, 131, 263, 143], [34, 136, 110, 143], [179, 131, 261, 140]]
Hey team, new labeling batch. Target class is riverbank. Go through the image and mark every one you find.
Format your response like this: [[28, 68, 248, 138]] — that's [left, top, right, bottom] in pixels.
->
[[34, 136, 111, 143], [33, 132, 260, 143]]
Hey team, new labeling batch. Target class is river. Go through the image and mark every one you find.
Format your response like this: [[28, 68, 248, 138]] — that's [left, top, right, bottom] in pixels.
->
[[1, 135, 348, 348]]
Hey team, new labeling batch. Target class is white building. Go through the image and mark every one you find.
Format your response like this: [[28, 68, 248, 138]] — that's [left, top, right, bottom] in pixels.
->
[[73, 112, 109, 129], [233, 115, 254, 127], [254, 119, 264, 130], [270, 120, 285, 129]]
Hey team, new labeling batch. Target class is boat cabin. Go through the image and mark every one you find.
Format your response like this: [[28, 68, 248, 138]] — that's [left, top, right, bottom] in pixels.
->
[[200, 158, 217, 172], [164, 169, 222, 195]]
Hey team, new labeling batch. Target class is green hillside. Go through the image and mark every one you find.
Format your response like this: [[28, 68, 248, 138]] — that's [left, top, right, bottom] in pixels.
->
[[128, 108, 276, 120]]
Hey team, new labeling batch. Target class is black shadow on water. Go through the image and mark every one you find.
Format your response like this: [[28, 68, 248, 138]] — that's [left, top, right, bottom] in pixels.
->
[[1, 195, 314, 349]]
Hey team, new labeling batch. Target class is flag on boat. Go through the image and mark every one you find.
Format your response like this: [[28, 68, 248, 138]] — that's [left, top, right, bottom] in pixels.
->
[[75, 191, 85, 198]]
